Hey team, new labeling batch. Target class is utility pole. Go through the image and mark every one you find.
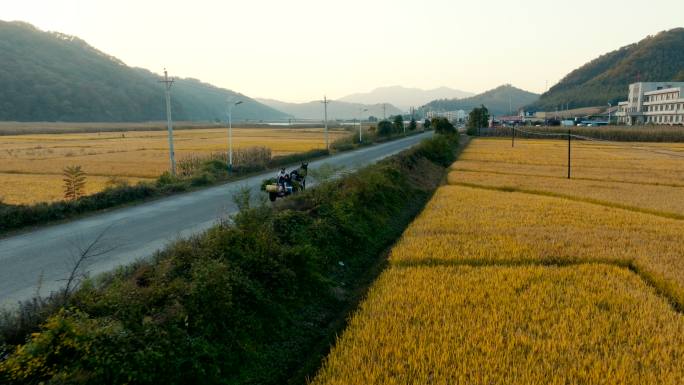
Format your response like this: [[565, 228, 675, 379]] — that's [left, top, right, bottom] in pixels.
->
[[607, 102, 612, 125], [512, 125, 515, 147], [567, 128, 571, 179], [359, 108, 368, 143], [159, 69, 176, 175], [321, 96, 330, 151], [227, 99, 243, 173]]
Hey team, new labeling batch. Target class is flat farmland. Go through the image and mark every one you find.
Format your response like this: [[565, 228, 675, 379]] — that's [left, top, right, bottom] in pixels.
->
[[311, 137, 684, 384], [0, 127, 348, 204]]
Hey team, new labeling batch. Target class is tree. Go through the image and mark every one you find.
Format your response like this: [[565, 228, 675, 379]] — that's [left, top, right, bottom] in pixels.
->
[[409, 118, 417, 131], [377, 120, 394, 136], [393, 115, 404, 134], [63, 165, 86, 201], [431, 117, 456, 135], [467, 105, 490, 130], [675, 69, 684, 82], [423, 118, 431, 129]]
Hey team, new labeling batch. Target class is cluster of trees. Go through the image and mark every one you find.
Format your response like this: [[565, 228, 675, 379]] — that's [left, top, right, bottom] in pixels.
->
[[674, 69, 684, 82], [530, 28, 684, 111], [0, 21, 286, 122], [376, 115, 418, 136], [467, 105, 490, 131], [431, 117, 456, 135]]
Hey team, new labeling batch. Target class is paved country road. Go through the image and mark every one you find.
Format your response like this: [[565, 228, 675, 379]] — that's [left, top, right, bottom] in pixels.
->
[[0, 132, 432, 307]]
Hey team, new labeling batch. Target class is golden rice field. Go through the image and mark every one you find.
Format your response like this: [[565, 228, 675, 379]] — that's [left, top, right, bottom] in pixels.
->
[[454, 139, 684, 185], [0, 127, 348, 204], [311, 137, 684, 384], [312, 265, 684, 385], [390, 185, 684, 306]]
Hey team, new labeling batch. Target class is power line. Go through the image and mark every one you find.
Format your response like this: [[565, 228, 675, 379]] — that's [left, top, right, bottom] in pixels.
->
[[569, 133, 684, 158]]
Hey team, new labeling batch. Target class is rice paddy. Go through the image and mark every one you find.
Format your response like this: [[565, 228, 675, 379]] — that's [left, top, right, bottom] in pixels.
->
[[310, 137, 684, 384], [0, 127, 348, 204]]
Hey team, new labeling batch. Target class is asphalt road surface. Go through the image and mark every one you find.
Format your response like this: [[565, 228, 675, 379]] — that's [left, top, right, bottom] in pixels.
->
[[0, 132, 432, 307]]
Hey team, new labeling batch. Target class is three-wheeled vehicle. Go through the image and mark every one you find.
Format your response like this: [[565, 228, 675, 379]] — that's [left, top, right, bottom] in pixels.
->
[[263, 163, 308, 202]]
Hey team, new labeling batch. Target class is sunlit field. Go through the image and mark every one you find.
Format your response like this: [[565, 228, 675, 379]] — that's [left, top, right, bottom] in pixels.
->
[[0, 127, 348, 204], [311, 137, 684, 384], [312, 265, 684, 385], [454, 138, 684, 185]]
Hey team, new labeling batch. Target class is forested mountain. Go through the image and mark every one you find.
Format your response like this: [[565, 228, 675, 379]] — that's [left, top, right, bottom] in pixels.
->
[[339, 86, 473, 110], [0, 20, 287, 122], [256, 98, 402, 120], [421, 84, 539, 116], [530, 28, 684, 111]]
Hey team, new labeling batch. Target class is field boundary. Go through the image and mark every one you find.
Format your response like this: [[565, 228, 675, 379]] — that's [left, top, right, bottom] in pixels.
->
[[451, 167, 684, 188], [290, 134, 472, 384], [450, 181, 684, 221], [391, 256, 684, 314]]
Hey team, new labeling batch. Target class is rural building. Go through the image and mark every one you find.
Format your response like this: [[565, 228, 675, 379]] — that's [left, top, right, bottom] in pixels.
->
[[426, 110, 467, 122], [615, 82, 684, 125]]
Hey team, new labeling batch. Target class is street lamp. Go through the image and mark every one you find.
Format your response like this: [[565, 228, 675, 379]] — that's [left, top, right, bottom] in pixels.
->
[[227, 99, 243, 172], [358, 108, 368, 143], [607, 102, 612, 126]]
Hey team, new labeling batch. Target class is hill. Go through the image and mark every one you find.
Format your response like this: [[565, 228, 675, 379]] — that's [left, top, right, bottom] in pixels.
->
[[256, 98, 403, 120], [421, 84, 539, 116], [339, 86, 474, 111], [530, 28, 684, 111], [0, 20, 288, 122]]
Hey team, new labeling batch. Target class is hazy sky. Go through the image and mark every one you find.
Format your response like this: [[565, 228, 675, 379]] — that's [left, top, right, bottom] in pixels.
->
[[3, 0, 683, 102]]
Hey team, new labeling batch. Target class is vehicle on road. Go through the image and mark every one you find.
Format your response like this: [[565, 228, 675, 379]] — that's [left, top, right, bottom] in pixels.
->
[[263, 162, 308, 201]]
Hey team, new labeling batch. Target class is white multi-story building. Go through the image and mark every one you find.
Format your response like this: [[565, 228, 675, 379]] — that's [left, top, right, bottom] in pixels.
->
[[643, 87, 684, 125], [615, 82, 684, 125], [426, 110, 467, 122]]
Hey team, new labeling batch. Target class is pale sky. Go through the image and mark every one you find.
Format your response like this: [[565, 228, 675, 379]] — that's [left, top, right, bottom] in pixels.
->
[[3, 0, 683, 102]]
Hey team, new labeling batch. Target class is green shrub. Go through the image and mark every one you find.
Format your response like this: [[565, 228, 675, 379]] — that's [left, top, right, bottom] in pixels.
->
[[190, 172, 216, 187]]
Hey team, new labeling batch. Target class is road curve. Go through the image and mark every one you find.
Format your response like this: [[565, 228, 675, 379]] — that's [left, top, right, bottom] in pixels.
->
[[0, 132, 433, 307]]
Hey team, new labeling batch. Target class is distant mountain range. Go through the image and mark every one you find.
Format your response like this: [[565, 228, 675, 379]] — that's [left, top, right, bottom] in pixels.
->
[[256, 98, 403, 120], [339, 86, 474, 111], [530, 28, 684, 111], [0, 20, 288, 122], [422, 84, 540, 117]]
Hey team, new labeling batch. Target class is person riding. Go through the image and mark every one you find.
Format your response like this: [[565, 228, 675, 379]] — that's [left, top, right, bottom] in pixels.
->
[[276, 168, 288, 190]]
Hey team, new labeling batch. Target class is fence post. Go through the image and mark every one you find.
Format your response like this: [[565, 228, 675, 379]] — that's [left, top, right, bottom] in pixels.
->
[[512, 126, 515, 147]]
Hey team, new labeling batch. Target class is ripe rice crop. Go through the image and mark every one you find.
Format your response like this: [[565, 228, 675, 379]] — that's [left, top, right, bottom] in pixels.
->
[[0, 127, 348, 204], [0, 173, 149, 204], [449, 170, 684, 217], [311, 265, 684, 385], [455, 139, 684, 185], [389, 185, 684, 307], [311, 136, 684, 384]]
